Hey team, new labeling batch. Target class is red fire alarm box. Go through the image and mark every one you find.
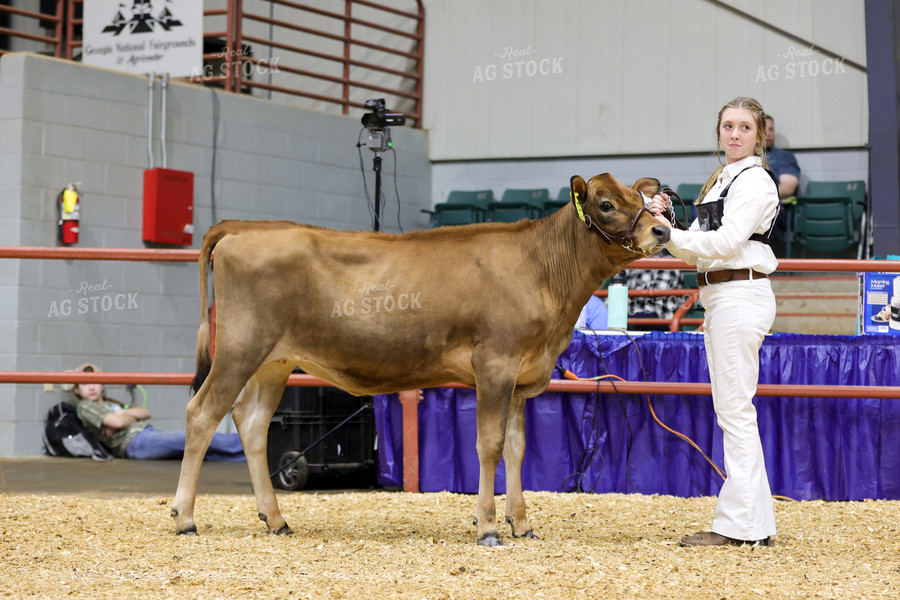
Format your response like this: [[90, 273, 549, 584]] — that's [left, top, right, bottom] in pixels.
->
[[143, 168, 194, 245]]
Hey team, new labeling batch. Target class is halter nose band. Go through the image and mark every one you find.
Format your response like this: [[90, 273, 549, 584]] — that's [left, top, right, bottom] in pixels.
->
[[570, 188, 655, 253]]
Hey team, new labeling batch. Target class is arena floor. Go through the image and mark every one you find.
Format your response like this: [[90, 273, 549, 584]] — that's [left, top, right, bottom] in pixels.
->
[[2, 458, 900, 599], [0, 457, 251, 496]]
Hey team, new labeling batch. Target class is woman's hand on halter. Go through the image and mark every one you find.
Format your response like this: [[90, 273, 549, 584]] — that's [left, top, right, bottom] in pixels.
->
[[648, 192, 672, 227]]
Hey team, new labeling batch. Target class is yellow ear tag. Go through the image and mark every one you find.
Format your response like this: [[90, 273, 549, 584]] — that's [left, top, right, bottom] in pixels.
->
[[570, 191, 587, 224], [63, 188, 78, 214]]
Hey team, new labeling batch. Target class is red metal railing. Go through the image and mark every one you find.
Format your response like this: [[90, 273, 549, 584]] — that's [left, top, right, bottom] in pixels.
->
[[3, 246, 900, 491], [5, 247, 898, 272], [2, 370, 897, 400], [0, 0, 64, 58], [221, 0, 424, 123], [55, 0, 424, 125]]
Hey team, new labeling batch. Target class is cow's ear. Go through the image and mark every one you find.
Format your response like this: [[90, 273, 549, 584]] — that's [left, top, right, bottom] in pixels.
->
[[631, 177, 660, 197], [570, 175, 588, 204]]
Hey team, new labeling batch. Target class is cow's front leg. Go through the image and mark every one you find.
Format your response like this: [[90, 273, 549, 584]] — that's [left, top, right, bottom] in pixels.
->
[[504, 394, 536, 539], [231, 363, 294, 534], [473, 359, 518, 547]]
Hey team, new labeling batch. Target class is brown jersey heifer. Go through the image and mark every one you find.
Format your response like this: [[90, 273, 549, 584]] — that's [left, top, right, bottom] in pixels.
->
[[171, 173, 670, 546]]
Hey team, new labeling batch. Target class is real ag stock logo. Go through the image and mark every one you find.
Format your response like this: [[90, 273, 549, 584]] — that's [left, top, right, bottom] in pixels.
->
[[755, 44, 847, 83], [47, 280, 139, 318], [472, 44, 564, 83]]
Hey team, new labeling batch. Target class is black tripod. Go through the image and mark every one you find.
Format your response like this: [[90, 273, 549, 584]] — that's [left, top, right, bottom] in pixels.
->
[[365, 127, 392, 232], [372, 150, 383, 232]]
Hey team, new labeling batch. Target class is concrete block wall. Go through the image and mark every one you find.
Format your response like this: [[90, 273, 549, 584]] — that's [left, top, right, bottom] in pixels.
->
[[0, 52, 431, 456]]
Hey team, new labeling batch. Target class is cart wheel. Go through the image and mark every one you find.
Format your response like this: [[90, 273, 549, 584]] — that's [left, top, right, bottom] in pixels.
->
[[276, 451, 309, 491]]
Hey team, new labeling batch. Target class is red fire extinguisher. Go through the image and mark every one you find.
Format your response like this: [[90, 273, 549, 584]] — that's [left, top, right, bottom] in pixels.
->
[[57, 183, 81, 245]]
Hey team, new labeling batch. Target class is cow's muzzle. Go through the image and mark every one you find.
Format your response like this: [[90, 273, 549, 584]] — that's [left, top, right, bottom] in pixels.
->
[[653, 224, 671, 245]]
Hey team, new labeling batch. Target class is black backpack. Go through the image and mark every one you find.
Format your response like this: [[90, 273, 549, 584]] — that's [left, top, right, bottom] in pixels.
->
[[42, 402, 114, 461]]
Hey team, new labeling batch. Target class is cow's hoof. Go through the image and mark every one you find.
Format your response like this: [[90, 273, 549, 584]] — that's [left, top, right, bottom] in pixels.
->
[[271, 525, 293, 535], [176, 524, 198, 536], [477, 532, 503, 547], [515, 529, 538, 539]]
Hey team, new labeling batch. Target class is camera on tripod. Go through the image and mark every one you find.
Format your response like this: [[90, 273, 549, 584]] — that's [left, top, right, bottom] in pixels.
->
[[361, 98, 406, 129], [361, 98, 406, 152]]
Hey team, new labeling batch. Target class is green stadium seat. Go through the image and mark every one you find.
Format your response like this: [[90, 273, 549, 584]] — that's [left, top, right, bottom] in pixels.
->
[[541, 187, 572, 217], [801, 181, 866, 255], [673, 183, 703, 226], [792, 194, 857, 255], [488, 188, 549, 222], [426, 190, 493, 227]]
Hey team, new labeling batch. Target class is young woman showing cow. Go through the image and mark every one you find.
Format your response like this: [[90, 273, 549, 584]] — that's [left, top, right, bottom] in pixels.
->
[[648, 97, 780, 547]]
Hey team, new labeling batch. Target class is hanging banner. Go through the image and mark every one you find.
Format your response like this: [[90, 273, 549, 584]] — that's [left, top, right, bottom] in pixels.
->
[[82, 0, 203, 78]]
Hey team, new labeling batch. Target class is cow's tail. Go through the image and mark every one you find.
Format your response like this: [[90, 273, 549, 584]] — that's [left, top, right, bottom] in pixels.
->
[[191, 224, 229, 395]]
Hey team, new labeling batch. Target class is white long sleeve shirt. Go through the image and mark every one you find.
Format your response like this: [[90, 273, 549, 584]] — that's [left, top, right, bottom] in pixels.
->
[[666, 156, 780, 274]]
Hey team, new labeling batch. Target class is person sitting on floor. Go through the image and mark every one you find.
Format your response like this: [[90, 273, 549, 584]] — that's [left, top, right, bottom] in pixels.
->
[[71, 363, 245, 461]]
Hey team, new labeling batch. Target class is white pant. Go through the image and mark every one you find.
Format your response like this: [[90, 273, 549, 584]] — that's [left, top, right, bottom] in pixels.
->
[[700, 277, 777, 540]]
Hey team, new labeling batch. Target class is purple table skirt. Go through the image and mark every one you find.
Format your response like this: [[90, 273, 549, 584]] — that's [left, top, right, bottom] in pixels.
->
[[374, 331, 900, 500]]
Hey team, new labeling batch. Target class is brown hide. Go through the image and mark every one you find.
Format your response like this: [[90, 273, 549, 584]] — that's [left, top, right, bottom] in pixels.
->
[[172, 173, 670, 545]]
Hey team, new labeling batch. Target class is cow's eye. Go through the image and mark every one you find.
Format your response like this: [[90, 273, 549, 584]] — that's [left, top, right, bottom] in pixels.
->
[[599, 200, 614, 212]]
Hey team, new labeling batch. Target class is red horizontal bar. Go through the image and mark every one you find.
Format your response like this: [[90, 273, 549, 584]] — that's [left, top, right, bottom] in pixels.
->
[[239, 34, 422, 81], [0, 26, 57, 44], [594, 289, 694, 298], [4, 372, 897, 399], [352, 0, 423, 21], [0, 246, 198, 261], [349, 16, 422, 41], [2, 248, 895, 276], [243, 13, 348, 45], [631, 257, 900, 273], [245, 60, 346, 86], [627, 317, 703, 325], [266, 0, 346, 23], [776, 313, 857, 318], [776, 294, 857, 299], [0, 372, 331, 387], [0, 5, 59, 21], [442, 379, 900, 400]]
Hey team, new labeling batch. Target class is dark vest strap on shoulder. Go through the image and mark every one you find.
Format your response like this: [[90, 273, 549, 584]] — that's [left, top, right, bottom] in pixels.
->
[[699, 165, 779, 243]]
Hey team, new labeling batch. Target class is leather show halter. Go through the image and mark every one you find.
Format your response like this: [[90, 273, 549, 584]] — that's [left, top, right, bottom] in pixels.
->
[[569, 182, 653, 253]]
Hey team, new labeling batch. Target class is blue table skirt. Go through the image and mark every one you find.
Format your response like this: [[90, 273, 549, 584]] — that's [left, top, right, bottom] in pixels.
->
[[374, 332, 900, 500]]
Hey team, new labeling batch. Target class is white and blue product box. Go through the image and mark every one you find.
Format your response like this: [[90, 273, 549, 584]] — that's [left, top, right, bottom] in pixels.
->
[[858, 272, 900, 334]]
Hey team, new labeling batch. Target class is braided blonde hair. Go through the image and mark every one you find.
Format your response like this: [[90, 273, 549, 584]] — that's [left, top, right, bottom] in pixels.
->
[[695, 97, 770, 204]]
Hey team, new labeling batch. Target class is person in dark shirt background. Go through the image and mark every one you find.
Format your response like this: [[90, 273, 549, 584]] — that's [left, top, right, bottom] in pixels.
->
[[765, 115, 801, 250]]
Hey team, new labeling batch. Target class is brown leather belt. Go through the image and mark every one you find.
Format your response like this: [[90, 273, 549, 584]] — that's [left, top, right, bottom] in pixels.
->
[[697, 268, 769, 287]]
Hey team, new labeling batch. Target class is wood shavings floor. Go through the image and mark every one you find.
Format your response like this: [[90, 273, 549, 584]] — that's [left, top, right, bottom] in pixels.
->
[[2, 490, 899, 599]]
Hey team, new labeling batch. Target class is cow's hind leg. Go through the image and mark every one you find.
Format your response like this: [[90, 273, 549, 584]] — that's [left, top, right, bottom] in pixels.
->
[[504, 394, 536, 539], [171, 362, 257, 535], [472, 356, 519, 547], [231, 361, 294, 534]]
